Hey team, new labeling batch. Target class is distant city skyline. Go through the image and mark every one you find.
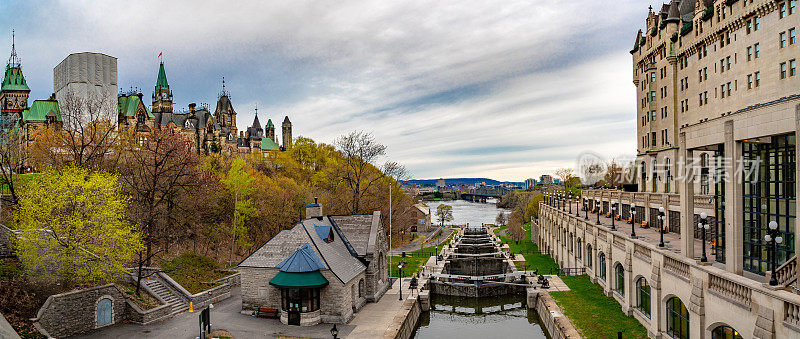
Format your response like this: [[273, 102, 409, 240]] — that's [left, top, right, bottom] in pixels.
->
[[0, 0, 648, 181]]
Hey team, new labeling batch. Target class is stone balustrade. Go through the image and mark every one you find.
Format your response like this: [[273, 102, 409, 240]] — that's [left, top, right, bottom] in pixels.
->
[[536, 203, 800, 339], [775, 256, 798, 287]]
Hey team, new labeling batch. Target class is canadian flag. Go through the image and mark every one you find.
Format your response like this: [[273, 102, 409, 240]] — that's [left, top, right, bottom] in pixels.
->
[[158, 52, 162, 58]]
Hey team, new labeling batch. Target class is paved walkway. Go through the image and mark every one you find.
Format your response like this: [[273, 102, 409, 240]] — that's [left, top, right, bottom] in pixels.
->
[[70, 287, 356, 339], [566, 202, 715, 260], [346, 278, 412, 338]]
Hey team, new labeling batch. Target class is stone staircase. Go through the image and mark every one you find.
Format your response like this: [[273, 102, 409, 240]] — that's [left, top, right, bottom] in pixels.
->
[[142, 277, 188, 315]]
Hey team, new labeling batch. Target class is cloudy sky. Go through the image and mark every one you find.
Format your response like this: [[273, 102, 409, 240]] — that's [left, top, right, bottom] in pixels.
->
[[0, 0, 649, 181]]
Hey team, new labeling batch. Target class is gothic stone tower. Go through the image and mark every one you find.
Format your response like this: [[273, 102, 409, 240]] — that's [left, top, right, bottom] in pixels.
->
[[214, 78, 237, 140], [265, 118, 275, 143], [151, 61, 173, 117], [282, 116, 292, 149], [0, 31, 30, 128]]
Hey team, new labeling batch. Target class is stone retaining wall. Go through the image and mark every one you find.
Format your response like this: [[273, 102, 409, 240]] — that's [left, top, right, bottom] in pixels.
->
[[0, 224, 15, 257], [430, 281, 525, 297], [530, 290, 581, 339], [33, 284, 127, 338], [383, 297, 421, 339]]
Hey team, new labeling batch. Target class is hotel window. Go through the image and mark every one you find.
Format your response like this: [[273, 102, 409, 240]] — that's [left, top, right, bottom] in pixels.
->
[[742, 134, 796, 275], [755, 71, 761, 86], [791, 59, 797, 76], [651, 110, 657, 121], [747, 46, 753, 61], [781, 62, 788, 79], [754, 16, 760, 31], [755, 43, 760, 58], [791, 28, 796, 44], [781, 32, 788, 48], [704, 67, 708, 80], [781, 2, 787, 18], [651, 91, 656, 102], [747, 20, 753, 34], [684, 99, 689, 112], [720, 59, 725, 73], [651, 72, 656, 83], [699, 69, 703, 82], [684, 76, 688, 89], [699, 93, 704, 106], [721, 84, 727, 98], [651, 132, 656, 148], [727, 81, 732, 96], [714, 147, 727, 264], [748, 74, 754, 89], [791, 0, 797, 14]]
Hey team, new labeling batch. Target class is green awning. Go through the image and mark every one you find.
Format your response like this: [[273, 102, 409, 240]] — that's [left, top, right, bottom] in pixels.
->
[[269, 270, 329, 289]]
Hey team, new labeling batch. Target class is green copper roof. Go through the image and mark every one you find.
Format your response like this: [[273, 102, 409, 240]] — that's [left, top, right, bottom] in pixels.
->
[[22, 100, 61, 122], [1, 67, 30, 92], [269, 270, 329, 289], [155, 62, 169, 91], [118, 95, 154, 118], [266, 119, 274, 128], [261, 137, 280, 151]]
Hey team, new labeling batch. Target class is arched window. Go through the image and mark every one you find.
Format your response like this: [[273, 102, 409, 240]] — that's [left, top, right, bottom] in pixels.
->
[[568, 233, 573, 253], [666, 297, 690, 339], [358, 278, 365, 298], [711, 325, 742, 339], [598, 253, 606, 281], [636, 277, 651, 318], [576, 238, 582, 259], [615, 263, 625, 296], [586, 245, 592, 268]]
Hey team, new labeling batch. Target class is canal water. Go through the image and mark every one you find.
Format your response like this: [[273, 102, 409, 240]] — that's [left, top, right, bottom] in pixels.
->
[[411, 199, 548, 338]]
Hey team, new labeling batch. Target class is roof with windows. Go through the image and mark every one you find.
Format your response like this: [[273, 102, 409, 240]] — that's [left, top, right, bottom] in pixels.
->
[[118, 94, 154, 118], [1, 67, 29, 92], [21, 100, 61, 122]]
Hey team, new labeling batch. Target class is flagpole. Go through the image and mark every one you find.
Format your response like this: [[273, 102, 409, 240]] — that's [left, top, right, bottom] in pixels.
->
[[389, 183, 392, 279]]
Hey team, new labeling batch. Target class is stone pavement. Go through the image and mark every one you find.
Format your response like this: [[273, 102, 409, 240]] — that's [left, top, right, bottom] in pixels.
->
[[69, 279, 418, 339], [69, 287, 355, 339]]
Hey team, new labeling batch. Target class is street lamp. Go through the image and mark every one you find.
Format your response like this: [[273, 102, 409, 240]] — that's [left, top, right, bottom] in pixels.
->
[[398, 260, 406, 300], [658, 207, 665, 247], [766, 220, 783, 286], [698, 212, 709, 263], [331, 324, 339, 339], [568, 193, 573, 214], [583, 199, 589, 220], [574, 194, 580, 217], [610, 201, 616, 230], [630, 204, 637, 237], [595, 198, 601, 225]]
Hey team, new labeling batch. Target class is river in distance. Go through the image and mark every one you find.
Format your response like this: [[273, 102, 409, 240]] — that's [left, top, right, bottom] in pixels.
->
[[423, 199, 508, 226], [411, 199, 548, 339]]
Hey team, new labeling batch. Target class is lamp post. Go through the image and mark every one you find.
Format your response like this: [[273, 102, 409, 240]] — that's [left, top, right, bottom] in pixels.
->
[[658, 207, 665, 247], [575, 194, 580, 217], [610, 201, 616, 230], [595, 199, 601, 225], [561, 193, 565, 211], [583, 199, 589, 220], [766, 220, 783, 286], [331, 324, 339, 339], [568, 193, 573, 214], [398, 261, 406, 300], [698, 212, 709, 263], [630, 205, 637, 237]]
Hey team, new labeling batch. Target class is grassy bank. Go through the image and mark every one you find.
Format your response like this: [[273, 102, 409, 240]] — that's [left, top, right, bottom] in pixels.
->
[[389, 228, 455, 278], [493, 223, 648, 338], [160, 252, 231, 294]]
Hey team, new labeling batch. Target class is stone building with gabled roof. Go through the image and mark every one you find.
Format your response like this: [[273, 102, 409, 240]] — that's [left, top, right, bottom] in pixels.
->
[[238, 201, 389, 326]]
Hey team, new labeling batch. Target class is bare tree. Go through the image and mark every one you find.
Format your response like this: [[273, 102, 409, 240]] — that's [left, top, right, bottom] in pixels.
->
[[30, 90, 118, 168], [0, 128, 27, 205], [554, 168, 575, 186], [118, 129, 207, 295], [334, 131, 405, 214]]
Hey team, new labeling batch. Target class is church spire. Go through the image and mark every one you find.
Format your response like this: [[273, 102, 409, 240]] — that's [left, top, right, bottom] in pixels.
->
[[155, 61, 169, 91]]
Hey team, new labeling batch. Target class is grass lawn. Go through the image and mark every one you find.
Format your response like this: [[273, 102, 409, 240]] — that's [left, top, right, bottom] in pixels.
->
[[493, 224, 558, 273], [551, 275, 648, 339], [388, 228, 455, 278], [493, 224, 648, 338], [160, 252, 232, 294], [118, 282, 163, 310]]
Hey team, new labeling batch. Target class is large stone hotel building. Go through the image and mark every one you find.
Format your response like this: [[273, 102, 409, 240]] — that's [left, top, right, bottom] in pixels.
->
[[537, 0, 799, 338]]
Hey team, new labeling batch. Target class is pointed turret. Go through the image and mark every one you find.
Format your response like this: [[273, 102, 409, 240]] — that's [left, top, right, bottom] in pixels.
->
[[282, 116, 292, 150], [266, 118, 275, 142], [155, 61, 169, 91], [1, 30, 30, 122]]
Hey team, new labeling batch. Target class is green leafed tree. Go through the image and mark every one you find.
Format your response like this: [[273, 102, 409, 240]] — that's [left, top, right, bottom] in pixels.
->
[[524, 193, 544, 222], [222, 157, 256, 264], [14, 166, 143, 286], [435, 204, 454, 226]]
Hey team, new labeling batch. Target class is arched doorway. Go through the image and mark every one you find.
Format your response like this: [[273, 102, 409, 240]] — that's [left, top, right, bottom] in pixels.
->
[[96, 298, 113, 327]]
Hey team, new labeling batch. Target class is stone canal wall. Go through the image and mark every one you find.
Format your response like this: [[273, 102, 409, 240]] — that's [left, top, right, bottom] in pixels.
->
[[384, 297, 422, 339], [530, 290, 580, 339]]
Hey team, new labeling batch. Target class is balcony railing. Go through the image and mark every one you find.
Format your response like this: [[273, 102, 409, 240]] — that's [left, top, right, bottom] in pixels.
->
[[664, 256, 690, 279], [775, 256, 798, 289], [708, 273, 752, 308]]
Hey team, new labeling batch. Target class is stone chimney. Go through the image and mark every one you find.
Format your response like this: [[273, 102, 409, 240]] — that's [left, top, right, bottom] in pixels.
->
[[189, 103, 196, 113], [306, 197, 323, 219]]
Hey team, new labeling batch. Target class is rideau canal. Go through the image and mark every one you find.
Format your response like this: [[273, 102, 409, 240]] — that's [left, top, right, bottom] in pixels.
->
[[411, 199, 548, 339]]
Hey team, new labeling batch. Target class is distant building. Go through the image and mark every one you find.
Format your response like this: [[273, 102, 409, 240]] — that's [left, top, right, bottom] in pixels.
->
[[436, 178, 446, 188], [539, 174, 553, 185], [238, 202, 389, 326], [412, 203, 432, 232], [53, 52, 118, 126], [524, 178, 536, 189]]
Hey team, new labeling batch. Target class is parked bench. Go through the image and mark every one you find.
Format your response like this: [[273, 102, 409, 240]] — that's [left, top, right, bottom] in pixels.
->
[[255, 307, 279, 318]]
